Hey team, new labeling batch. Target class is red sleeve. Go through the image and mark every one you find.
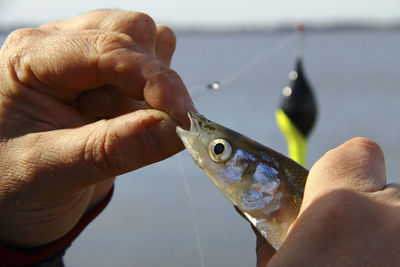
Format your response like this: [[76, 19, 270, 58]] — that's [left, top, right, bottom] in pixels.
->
[[0, 186, 114, 266]]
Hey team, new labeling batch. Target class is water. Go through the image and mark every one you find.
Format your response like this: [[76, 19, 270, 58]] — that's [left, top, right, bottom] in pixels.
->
[[1, 29, 400, 266]]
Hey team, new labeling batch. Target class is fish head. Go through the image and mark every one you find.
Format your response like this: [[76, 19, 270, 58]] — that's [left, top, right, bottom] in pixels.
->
[[176, 112, 238, 188], [176, 112, 282, 208], [177, 112, 309, 249], [176, 112, 215, 169]]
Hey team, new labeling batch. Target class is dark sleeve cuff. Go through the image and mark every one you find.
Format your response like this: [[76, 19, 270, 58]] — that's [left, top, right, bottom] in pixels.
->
[[0, 186, 114, 266]]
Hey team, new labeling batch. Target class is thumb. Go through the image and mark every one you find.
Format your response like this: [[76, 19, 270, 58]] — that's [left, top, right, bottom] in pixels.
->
[[19, 109, 182, 194], [300, 137, 386, 213]]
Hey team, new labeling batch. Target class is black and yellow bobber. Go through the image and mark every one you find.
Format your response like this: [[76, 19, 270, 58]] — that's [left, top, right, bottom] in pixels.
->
[[276, 24, 317, 167]]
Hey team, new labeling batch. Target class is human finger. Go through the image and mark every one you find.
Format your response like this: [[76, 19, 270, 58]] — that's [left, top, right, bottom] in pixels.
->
[[155, 24, 176, 66], [301, 137, 386, 212], [271, 186, 400, 266], [76, 86, 149, 122], [4, 109, 183, 197], [41, 10, 157, 55], [2, 27, 195, 127]]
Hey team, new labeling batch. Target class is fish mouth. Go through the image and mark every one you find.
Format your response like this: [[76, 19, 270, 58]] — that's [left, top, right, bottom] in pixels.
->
[[176, 111, 202, 144]]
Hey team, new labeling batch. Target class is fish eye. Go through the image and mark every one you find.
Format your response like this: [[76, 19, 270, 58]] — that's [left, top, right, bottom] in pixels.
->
[[208, 139, 232, 162]]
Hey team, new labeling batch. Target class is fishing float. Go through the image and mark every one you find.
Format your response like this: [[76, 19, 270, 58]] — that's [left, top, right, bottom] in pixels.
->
[[276, 23, 317, 167]]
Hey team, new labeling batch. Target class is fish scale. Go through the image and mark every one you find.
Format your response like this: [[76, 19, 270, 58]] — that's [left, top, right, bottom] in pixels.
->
[[177, 112, 309, 250]]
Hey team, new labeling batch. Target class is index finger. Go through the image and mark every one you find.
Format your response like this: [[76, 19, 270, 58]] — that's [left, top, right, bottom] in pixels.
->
[[3, 27, 195, 127], [97, 35, 195, 126]]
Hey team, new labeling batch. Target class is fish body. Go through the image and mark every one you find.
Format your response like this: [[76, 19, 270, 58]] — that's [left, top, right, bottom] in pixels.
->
[[176, 112, 308, 249]]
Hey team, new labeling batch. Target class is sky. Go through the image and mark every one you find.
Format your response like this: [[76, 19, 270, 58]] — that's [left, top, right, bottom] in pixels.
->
[[0, 0, 400, 28]]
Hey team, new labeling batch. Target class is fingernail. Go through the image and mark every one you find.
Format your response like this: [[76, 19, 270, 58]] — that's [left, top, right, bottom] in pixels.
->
[[146, 120, 183, 156]]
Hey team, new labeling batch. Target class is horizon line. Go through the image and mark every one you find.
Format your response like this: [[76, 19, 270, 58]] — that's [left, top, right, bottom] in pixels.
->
[[1, 19, 400, 34]]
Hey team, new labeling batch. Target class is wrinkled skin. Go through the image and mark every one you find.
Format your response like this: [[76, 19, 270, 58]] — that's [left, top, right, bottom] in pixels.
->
[[1, 10, 399, 266], [256, 137, 400, 266], [0, 9, 196, 247]]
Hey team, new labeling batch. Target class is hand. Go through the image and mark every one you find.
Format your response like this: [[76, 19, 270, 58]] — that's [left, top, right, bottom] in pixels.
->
[[0, 10, 195, 247], [256, 137, 400, 266]]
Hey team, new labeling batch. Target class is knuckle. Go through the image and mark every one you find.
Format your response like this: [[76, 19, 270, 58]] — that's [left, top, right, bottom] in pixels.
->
[[126, 11, 156, 30], [1, 28, 44, 90], [83, 121, 125, 174], [317, 137, 384, 174], [148, 66, 178, 81], [145, 66, 182, 90], [121, 12, 157, 41], [344, 137, 383, 157], [2, 29, 40, 66], [4, 28, 38, 46], [83, 122, 114, 173], [93, 31, 134, 55], [342, 137, 385, 172]]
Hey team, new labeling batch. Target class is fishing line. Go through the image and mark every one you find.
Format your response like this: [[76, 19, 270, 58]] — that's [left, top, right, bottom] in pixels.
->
[[220, 34, 294, 85], [187, 34, 295, 96], [177, 153, 206, 267], [175, 32, 295, 266]]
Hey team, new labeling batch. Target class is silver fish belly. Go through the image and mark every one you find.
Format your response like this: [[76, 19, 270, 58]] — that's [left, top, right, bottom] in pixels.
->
[[176, 112, 308, 249]]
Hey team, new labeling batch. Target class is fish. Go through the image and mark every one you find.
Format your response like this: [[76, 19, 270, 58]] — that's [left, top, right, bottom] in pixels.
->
[[176, 112, 309, 250]]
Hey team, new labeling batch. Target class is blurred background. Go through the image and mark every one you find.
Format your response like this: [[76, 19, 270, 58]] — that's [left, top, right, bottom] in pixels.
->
[[1, 1, 400, 266]]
